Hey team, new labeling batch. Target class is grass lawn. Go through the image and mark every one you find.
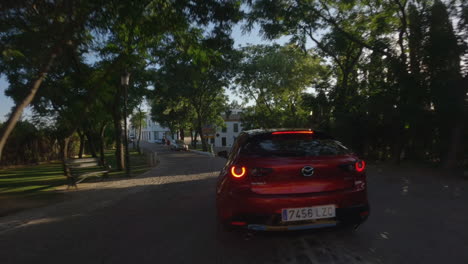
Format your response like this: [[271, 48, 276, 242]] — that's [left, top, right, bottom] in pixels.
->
[[0, 150, 152, 216], [188, 143, 212, 152], [105, 150, 152, 178], [0, 150, 151, 196]]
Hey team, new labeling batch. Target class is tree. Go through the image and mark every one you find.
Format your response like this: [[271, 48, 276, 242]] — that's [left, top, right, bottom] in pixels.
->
[[1, 0, 243, 166], [234, 44, 328, 129], [425, 0, 466, 168], [130, 108, 147, 154], [247, 0, 468, 166], [95, 0, 243, 164], [0, 1, 104, 160], [151, 27, 239, 151]]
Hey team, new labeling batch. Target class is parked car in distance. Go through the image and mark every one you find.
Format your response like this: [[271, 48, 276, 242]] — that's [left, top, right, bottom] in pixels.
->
[[170, 140, 189, 151], [216, 129, 369, 232]]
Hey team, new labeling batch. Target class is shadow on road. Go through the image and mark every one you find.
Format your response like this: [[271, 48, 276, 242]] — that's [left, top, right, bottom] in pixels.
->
[[0, 176, 377, 264], [1, 143, 468, 264]]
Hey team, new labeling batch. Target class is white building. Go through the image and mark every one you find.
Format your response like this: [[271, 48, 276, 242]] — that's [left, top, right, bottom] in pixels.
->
[[209, 108, 243, 148], [130, 109, 243, 146], [130, 116, 172, 143]]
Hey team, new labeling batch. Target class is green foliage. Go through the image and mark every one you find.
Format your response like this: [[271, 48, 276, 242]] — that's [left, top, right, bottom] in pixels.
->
[[1, 0, 243, 161], [2, 0, 466, 168], [150, 27, 237, 150], [248, 0, 468, 165], [0, 1, 99, 103], [0, 120, 59, 165], [131, 111, 147, 131], [234, 44, 328, 129]]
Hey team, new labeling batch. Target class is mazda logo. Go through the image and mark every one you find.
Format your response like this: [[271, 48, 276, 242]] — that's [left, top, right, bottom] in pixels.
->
[[301, 166, 314, 177]]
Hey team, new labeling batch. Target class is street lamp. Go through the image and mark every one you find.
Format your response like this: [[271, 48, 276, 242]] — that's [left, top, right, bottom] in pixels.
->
[[121, 71, 131, 177]]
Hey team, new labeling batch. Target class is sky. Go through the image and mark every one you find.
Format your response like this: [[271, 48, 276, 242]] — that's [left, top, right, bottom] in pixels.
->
[[0, 23, 289, 122]]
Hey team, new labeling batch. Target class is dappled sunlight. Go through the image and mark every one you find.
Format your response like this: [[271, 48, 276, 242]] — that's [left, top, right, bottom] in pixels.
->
[[379, 232, 390, 240], [76, 172, 219, 191], [0, 214, 81, 235], [17, 216, 63, 228], [0, 176, 65, 183]]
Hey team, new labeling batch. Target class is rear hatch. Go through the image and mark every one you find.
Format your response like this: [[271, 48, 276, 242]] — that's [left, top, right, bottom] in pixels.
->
[[238, 132, 356, 195]]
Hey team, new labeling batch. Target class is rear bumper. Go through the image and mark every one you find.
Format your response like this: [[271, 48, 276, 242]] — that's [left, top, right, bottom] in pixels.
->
[[218, 188, 369, 228], [248, 220, 338, 231]]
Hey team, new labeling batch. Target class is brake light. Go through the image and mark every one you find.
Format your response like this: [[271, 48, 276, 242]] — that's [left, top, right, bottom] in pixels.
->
[[355, 160, 366, 172], [230, 166, 246, 178], [272, 131, 314, 135]]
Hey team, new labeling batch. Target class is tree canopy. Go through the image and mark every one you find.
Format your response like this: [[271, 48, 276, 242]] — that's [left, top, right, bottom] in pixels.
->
[[1, 0, 467, 170], [246, 0, 468, 167]]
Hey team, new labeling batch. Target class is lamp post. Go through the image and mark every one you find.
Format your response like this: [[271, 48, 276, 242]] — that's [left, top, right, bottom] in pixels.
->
[[121, 71, 131, 177]]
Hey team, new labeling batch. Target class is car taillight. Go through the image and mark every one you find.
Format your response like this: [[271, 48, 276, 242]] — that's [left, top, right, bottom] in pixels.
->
[[354, 160, 366, 190], [355, 160, 366, 172], [230, 166, 246, 178]]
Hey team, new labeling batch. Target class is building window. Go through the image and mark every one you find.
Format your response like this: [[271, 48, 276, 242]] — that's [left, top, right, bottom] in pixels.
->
[[233, 123, 238, 133], [210, 138, 215, 144], [222, 137, 226, 146], [222, 126, 227, 133], [154, 131, 158, 140]]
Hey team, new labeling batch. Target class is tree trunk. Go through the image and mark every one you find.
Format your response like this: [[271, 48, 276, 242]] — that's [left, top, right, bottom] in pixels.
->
[[99, 123, 107, 166], [193, 130, 198, 148], [180, 128, 185, 141], [60, 134, 75, 188], [0, 50, 59, 160], [113, 112, 124, 170], [86, 132, 98, 158], [78, 130, 85, 158], [137, 111, 142, 154], [190, 128, 194, 146], [113, 89, 125, 170], [61, 137, 71, 173], [197, 119, 207, 151]]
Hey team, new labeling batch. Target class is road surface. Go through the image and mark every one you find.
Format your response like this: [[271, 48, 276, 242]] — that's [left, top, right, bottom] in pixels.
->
[[1, 142, 467, 264]]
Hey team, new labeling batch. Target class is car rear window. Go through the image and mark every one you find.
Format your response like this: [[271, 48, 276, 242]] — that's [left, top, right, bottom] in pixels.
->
[[240, 134, 351, 157]]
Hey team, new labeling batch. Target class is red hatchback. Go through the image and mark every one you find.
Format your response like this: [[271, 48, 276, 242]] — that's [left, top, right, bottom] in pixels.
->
[[216, 129, 369, 231]]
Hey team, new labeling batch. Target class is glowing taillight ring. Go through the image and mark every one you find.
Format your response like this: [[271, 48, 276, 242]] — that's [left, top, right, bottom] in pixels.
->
[[355, 160, 366, 172], [231, 166, 246, 178]]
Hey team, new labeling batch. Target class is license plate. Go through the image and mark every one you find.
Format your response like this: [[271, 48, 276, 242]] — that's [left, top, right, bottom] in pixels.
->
[[282, 205, 336, 222]]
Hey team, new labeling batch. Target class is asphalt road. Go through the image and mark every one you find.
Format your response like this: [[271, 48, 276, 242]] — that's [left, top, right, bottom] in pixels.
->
[[1, 143, 467, 264]]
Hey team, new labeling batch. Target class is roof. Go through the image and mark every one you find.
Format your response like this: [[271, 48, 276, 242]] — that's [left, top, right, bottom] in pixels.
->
[[223, 114, 241, 121]]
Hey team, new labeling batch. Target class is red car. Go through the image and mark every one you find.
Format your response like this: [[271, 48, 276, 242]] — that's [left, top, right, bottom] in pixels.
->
[[216, 129, 369, 231]]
